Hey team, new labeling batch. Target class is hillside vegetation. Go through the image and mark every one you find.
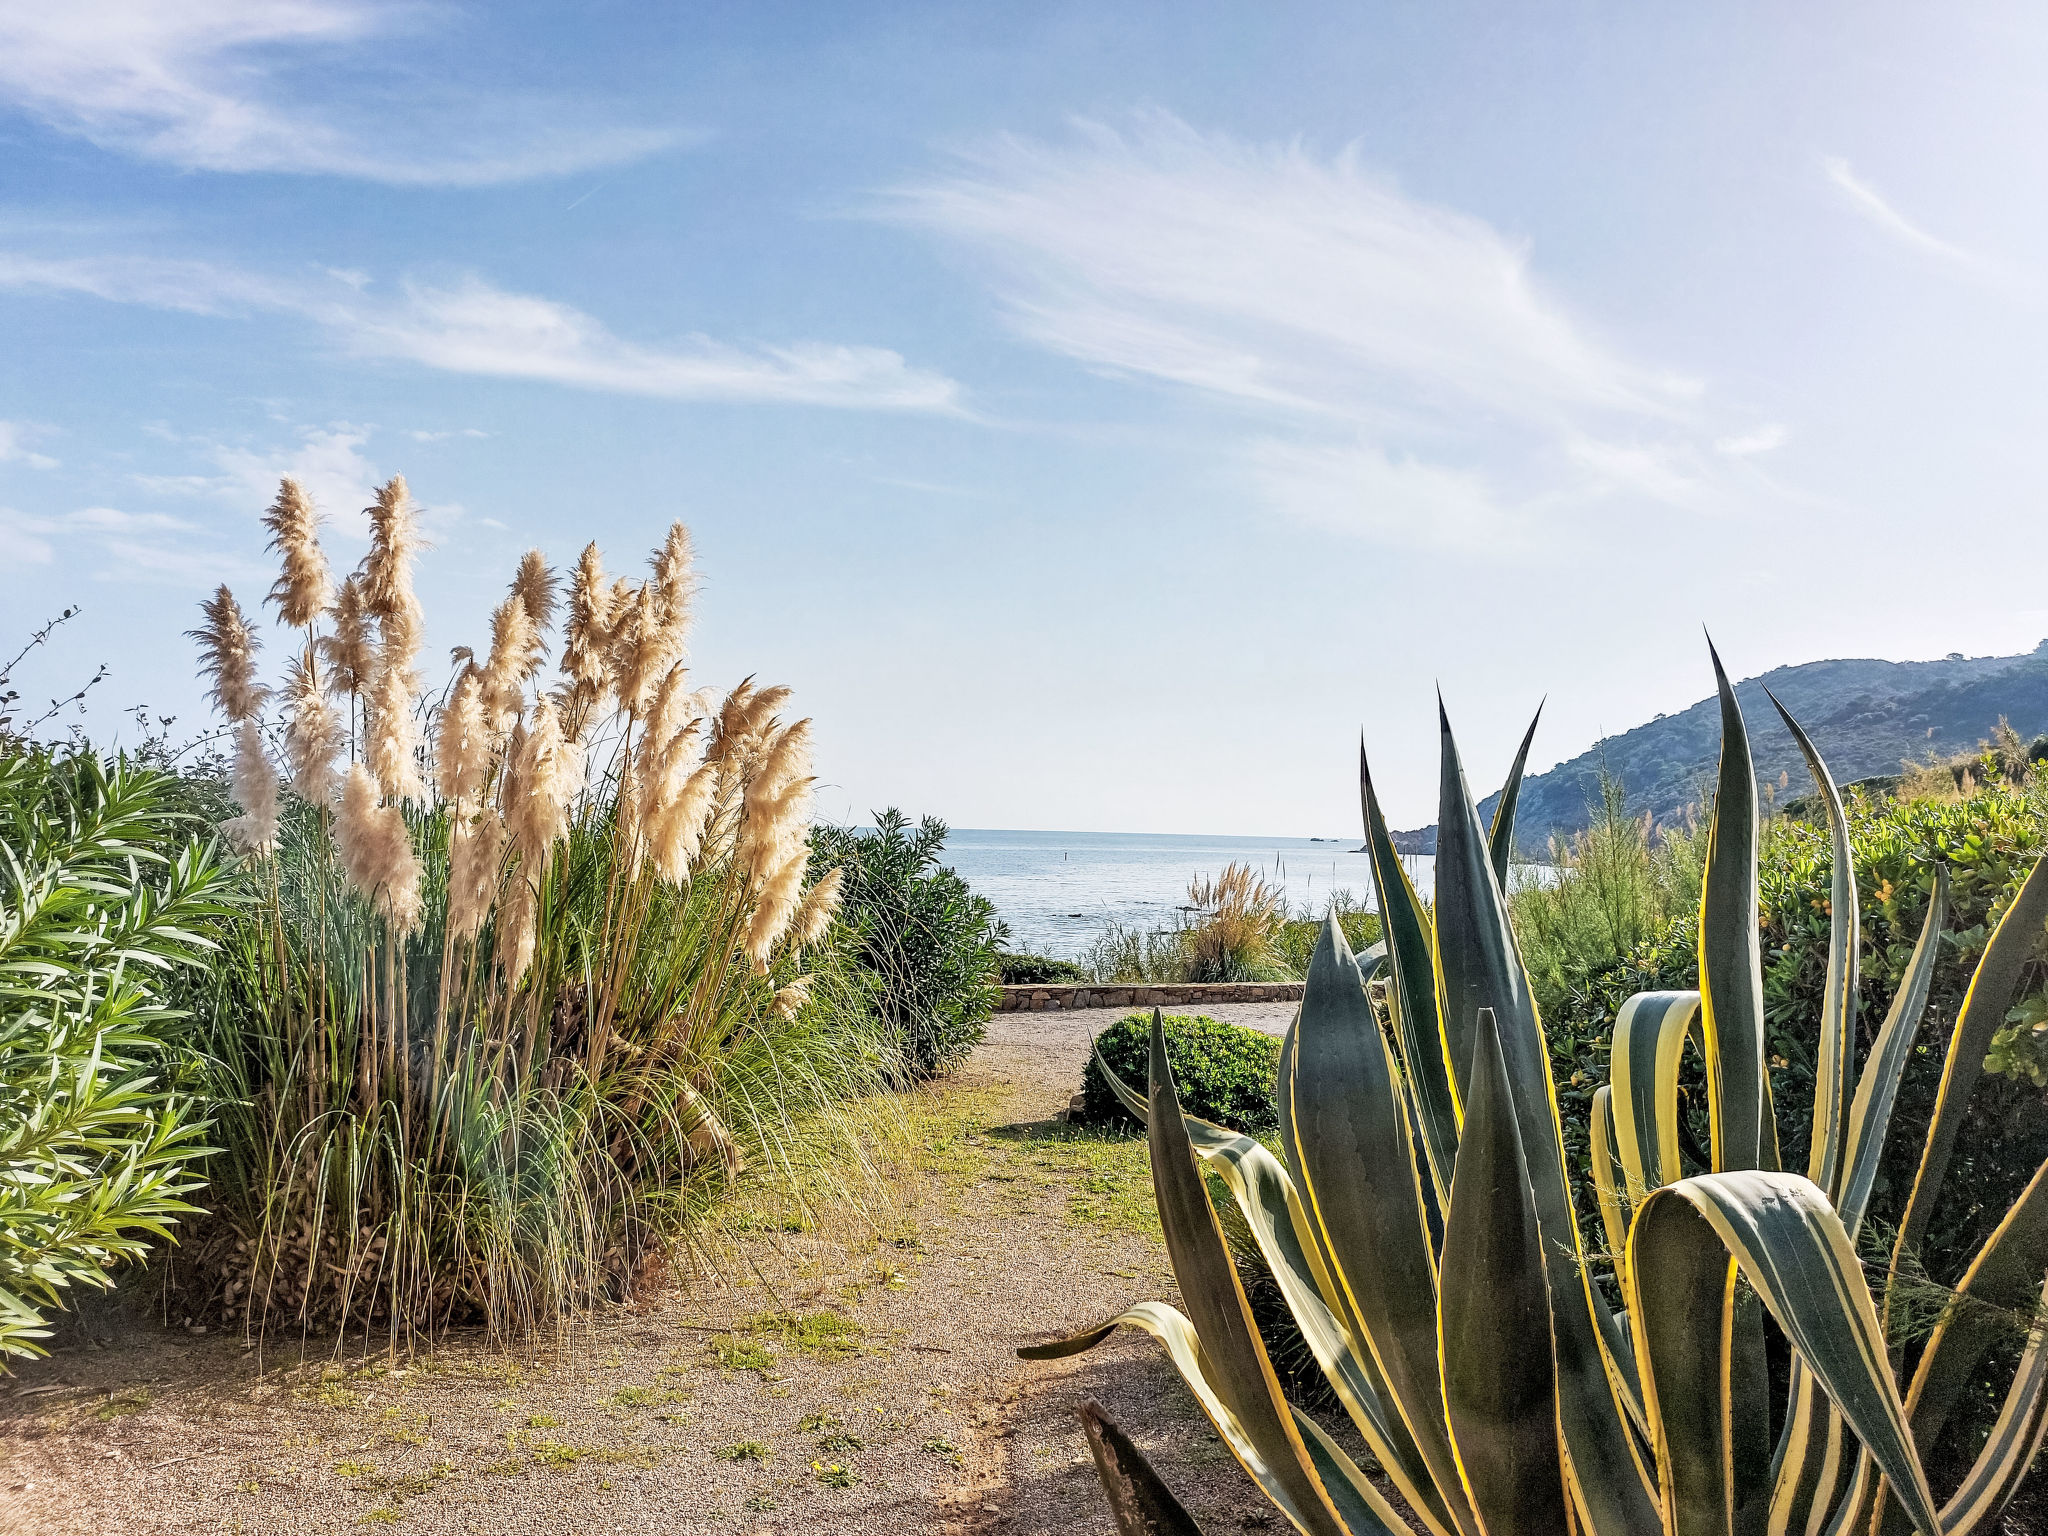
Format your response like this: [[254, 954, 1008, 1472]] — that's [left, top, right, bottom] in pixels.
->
[[1397, 640, 2048, 851]]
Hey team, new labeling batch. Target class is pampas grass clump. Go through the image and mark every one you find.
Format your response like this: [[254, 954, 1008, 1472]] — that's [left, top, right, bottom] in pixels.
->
[[180, 476, 876, 1347]]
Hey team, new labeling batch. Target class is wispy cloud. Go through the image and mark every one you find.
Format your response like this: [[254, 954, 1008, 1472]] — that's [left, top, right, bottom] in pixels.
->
[[0, 502, 268, 585], [0, 420, 59, 470], [1821, 157, 1984, 271], [1715, 424, 1788, 457], [881, 113, 1733, 547], [0, 2, 684, 185], [0, 255, 962, 412]]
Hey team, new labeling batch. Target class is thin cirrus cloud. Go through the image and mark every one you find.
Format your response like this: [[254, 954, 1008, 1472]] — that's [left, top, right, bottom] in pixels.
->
[[0, 252, 963, 412], [880, 113, 1760, 548], [0, 503, 267, 586], [0, 420, 60, 470], [0, 1, 684, 185], [1821, 156, 1988, 275]]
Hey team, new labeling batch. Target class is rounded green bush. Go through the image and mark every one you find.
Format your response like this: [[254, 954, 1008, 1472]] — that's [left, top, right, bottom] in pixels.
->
[[1078, 1012, 1282, 1135]]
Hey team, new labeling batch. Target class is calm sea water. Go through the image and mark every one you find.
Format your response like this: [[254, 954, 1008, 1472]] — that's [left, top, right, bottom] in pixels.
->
[[940, 828, 1436, 959]]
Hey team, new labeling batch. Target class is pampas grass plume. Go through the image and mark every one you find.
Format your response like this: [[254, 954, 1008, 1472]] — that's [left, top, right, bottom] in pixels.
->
[[190, 586, 268, 723], [360, 476, 422, 621], [790, 865, 843, 950], [222, 717, 281, 855], [318, 575, 374, 696], [482, 594, 539, 729], [335, 762, 423, 933], [435, 665, 493, 806], [511, 549, 557, 632], [446, 807, 506, 943], [282, 653, 343, 805], [263, 478, 333, 627]]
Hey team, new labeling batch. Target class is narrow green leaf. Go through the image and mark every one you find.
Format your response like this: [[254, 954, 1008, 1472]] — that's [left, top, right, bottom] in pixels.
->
[[1932, 1274, 2048, 1536], [1590, 1085, 1632, 1275], [1699, 642, 1770, 1174], [1765, 687, 1859, 1195], [1488, 702, 1544, 891], [1609, 990, 1703, 1204], [1438, 1008, 1568, 1534], [1895, 851, 2048, 1262], [1361, 741, 1457, 1209]]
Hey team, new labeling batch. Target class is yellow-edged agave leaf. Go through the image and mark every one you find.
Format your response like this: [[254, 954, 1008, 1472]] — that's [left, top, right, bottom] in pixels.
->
[[1766, 688, 1859, 1196], [1934, 1275, 2048, 1536], [1590, 1085, 1631, 1274], [1361, 743, 1457, 1207], [1291, 908, 1473, 1531], [1886, 1156, 2048, 1535], [1487, 703, 1543, 891], [1429, 705, 1659, 1536], [1894, 852, 2048, 1262], [1699, 644, 1772, 1175], [1609, 990, 1702, 1204], [1290, 1405, 1414, 1536], [1629, 1171, 1944, 1536], [1143, 1015, 1356, 1536], [1075, 1398, 1211, 1536], [1022, 1301, 1333, 1533], [1767, 1365, 1848, 1536], [1438, 1009, 1568, 1534], [1838, 865, 1949, 1239]]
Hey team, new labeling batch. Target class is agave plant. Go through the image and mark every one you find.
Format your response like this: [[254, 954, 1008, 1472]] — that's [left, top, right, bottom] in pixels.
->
[[1028, 653, 2048, 1536]]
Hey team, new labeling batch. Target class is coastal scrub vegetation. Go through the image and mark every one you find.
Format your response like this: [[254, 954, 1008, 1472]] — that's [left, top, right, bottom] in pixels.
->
[[1034, 661, 2048, 1536], [1080, 864, 1377, 986], [1077, 1013, 1281, 1136], [808, 809, 1004, 1080]]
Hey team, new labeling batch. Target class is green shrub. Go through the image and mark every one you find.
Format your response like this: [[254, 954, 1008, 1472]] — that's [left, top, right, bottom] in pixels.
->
[[997, 952, 1085, 985], [1078, 1013, 1281, 1135], [810, 811, 1003, 1080], [0, 746, 233, 1359], [1275, 902, 1380, 979]]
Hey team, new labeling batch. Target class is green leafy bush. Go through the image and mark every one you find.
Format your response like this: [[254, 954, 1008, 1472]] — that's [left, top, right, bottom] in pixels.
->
[[996, 952, 1084, 985], [810, 811, 1003, 1080], [1078, 1012, 1281, 1135], [1275, 902, 1381, 979], [0, 747, 233, 1359]]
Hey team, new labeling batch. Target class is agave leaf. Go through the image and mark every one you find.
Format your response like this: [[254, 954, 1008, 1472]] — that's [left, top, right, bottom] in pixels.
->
[[1699, 643, 1772, 1175], [1144, 1014, 1356, 1536], [1431, 703, 1660, 1536], [1609, 990, 1704, 1204], [1629, 1171, 1944, 1536], [1361, 742, 1457, 1209], [1766, 687, 1859, 1195], [1887, 1155, 2048, 1534], [1838, 866, 1949, 1239], [1075, 1398, 1210, 1536], [1290, 908, 1473, 1530], [1894, 852, 2048, 1262], [1291, 1403, 1415, 1536], [1590, 1085, 1632, 1276], [1932, 1272, 2048, 1535], [1438, 1008, 1568, 1533], [1767, 1366, 1848, 1536], [1488, 702, 1544, 891]]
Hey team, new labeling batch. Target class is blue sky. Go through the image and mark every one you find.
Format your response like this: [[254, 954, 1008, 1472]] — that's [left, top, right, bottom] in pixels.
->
[[4, 3, 2048, 835]]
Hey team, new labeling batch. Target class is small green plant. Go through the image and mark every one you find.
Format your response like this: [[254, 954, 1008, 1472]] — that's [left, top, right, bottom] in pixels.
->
[[525, 1413, 558, 1428], [798, 1410, 842, 1432], [718, 1440, 770, 1462], [711, 1335, 776, 1374], [608, 1386, 657, 1407], [332, 1460, 375, 1478], [1077, 1013, 1280, 1135], [747, 1308, 864, 1358], [921, 1436, 957, 1455], [812, 1460, 856, 1488], [94, 1387, 151, 1421], [817, 1431, 864, 1454], [743, 1494, 777, 1513]]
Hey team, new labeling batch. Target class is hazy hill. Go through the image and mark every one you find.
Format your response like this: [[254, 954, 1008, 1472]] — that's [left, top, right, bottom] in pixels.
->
[[1393, 641, 2048, 855]]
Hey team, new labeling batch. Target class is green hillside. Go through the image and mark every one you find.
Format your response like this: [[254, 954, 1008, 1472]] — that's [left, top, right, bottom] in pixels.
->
[[1395, 640, 2048, 854]]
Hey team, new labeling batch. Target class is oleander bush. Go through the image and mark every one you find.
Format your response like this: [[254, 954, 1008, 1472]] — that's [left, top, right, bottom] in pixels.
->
[[0, 747, 234, 1359], [808, 810, 1004, 1080], [997, 951, 1086, 985], [1078, 1012, 1280, 1136]]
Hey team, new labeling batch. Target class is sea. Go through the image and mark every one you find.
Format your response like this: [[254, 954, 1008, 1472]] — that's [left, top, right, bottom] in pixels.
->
[[941, 828, 1436, 959]]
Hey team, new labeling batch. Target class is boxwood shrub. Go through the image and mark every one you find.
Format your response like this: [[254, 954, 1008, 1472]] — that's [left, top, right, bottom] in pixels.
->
[[1078, 1012, 1282, 1135]]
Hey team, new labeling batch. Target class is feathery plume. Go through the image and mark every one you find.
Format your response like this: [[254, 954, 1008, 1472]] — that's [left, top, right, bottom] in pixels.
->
[[510, 549, 558, 633], [745, 846, 807, 970], [790, 865, 843, 951], [772, 975, 812, 1020], [650, 522, 694, 634], [613, 582, 665, 716], [363, 586, 426, 802], [359, 476, 422, 620], [559, 542, 615, 718], [446, 807, 507, 944], [190, 586, 268, 722], [221, 718, 281, 855], [739, 718, 813, 883], [480, 594, 540, 729], [497, 874, 538, 986], [262, 477, 333, 627], [650, 758, 719, 883], [282, 653, 343, 805], [317, 575, 374, 697], [506, 695, 583, 867], [434, 665, 493, 807], [335, 762, 423, 933]]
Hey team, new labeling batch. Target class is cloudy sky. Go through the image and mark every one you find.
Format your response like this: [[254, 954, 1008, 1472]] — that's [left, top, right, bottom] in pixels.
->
[[3, 2, 2046, 834]]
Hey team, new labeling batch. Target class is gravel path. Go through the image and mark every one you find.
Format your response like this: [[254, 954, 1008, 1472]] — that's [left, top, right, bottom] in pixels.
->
[[1, 1006, 1308, 1535]]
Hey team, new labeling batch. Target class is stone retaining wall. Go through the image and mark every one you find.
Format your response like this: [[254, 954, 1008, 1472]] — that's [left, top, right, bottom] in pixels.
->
[[997, 982, 1303, 1012]]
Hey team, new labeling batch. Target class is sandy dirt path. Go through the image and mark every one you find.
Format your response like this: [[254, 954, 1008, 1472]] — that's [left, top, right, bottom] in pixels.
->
[[0, 1005, 1301, 1536]]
